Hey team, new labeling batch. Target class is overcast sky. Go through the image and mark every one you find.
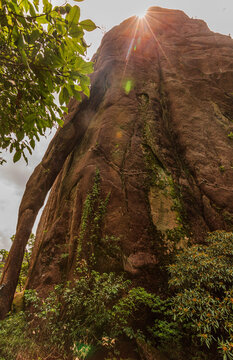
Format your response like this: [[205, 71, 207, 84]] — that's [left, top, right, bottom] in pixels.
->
[[1, 0, 233, 250]]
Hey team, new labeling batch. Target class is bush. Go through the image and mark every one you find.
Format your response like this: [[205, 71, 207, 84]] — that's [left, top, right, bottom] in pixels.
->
[[4, 231, 232, 359], [169, 231, 233, 360], [24, 267, 175, 358], [0, 312, 37, 360], [25, 268, 133, 357]]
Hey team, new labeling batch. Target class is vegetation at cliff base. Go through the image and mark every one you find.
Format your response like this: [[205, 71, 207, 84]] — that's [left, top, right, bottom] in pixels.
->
[[0, 267, 173, 359], [169, 231, 233, 360], [0, 231, 233, 359], [0, 0, 96, 164]]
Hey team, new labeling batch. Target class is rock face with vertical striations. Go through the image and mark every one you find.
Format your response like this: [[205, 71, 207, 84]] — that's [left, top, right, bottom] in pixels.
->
[[25, 7, 233, 299]]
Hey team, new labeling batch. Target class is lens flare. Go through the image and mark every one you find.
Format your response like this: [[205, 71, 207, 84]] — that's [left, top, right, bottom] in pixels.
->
[[123, 79, 134, 95], [137, 9, 147, 20]]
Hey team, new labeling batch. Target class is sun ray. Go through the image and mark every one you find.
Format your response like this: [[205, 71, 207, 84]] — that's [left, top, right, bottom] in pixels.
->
[[137, 9, 147, 20], [121, 17, 140, 85], [143, 14, 175, 72], [121, 10, 176, 92]]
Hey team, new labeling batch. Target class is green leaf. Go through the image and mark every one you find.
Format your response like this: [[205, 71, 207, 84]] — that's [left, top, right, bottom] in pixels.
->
[[9, 144, 14, 153], [66, 37, 85, 55], [34, 133, 40, 142], [16, 131, 24, 142], [13, 151, 22, 163], [25, 114, 35, 123], [51, 54, 65, 67], [69, 25, 83, 38], [37, 15, 48, 24], [29, 30, 40, 43], [16, 15, 27, 27], [33, 0, 39, 11], [75, 57, 93, 75], [73, 0, 84, 2], [59, 88, 64, 105], [74, 42, 86, 55], [79, 19, 97, 32], [1, 138, 11, 149], [29, 2, 36, 17], [22, 152, 29, 165], [8, 1, 19, 14], [17, 33, 26, 49], [43, 0, 52, 13], [45, 73, 53, 92], [80, 76, 90, 97], [30, 139, 35, 149], [79, 74, 90, 87], [66, 84, 73, 96], [72, 89, 82, 102], [60, 106, 68, 114], [59, 86, 70, 105], [21, 0, 29, 12], [56, 118, 64, 127], [20, 49, 29, 67], [26, 144, 32, 154], [63, 86, 70, 104], [74, 84, 82, 91], [80, 61, 93, 75], [66, 5, 80, 26]]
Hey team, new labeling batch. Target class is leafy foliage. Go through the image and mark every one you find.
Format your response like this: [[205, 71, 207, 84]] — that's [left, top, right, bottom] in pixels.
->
[[111, 287, 174, 342], [2, 229, 233, 359], [169, 231, 233, 360], [25, 269, 131, 357], [0, 312, 38, 360], [0, 249, 8, 274], [0, 233, 35, 291], [76, 169, 111, 268], [0, 0, 96, 163], [17, 233, 35, 291], [23, 267, 176, 358]]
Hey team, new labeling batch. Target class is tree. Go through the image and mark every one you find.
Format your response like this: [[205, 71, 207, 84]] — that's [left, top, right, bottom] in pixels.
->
[[0, 249, 9, 275], [169, 231, 233, 360], [0, 0, 96, 164], [15, 233, 35, 292], [0, 234, 35, 292], [0, 0, 96, 319]]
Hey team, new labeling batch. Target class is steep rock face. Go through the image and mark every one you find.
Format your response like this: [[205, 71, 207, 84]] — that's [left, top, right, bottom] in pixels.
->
[[26, 7, 233, 293]]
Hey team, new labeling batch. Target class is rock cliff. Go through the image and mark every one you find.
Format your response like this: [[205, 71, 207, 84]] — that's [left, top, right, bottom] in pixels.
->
[[24, 7, 233, 295]]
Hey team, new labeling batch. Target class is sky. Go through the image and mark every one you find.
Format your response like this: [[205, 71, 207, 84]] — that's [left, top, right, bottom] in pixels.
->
[[0, 0, 233, 250]]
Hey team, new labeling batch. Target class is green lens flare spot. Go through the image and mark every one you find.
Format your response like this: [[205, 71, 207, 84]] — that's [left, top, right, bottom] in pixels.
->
[[73, 342, 93, 358], [124, 80, 134, 95]]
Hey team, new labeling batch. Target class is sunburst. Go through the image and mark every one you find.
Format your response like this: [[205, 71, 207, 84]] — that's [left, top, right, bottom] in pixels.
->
[[121, 8, 174, 91], [136, 8, 147, 20]]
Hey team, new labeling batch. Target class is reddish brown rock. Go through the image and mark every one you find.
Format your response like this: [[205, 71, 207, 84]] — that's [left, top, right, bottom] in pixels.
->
[[22, 7, 233, 296]]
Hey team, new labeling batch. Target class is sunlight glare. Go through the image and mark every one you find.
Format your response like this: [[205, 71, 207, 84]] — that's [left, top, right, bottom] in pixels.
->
[[137, 8, 147, 20]]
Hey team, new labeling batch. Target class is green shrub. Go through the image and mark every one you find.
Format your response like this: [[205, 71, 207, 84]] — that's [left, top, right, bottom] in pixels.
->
[[25, 269, 132, 357], [169, 231, 233, 360], [0, 312, 37, 360], [112, 287, 170, 340], [25, 268, 177, 358], [6, 231, 233, 359]]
